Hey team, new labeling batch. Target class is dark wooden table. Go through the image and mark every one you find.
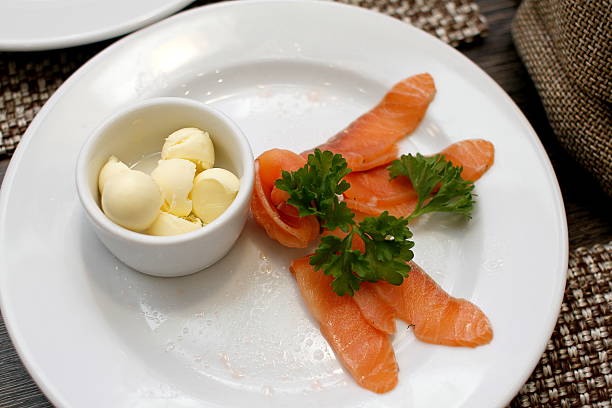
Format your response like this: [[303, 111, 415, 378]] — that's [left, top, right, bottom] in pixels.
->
[[1, 0, 611, 407]]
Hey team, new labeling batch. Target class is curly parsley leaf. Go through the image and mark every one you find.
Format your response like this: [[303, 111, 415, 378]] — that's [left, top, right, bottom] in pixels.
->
[[278, 150, 417, 296], [275, 149, 354, 231], [356, 212, 414, 285], [310, 234, 366, 296], [309, 212, 415, 296], [388, 153, 475, 221]]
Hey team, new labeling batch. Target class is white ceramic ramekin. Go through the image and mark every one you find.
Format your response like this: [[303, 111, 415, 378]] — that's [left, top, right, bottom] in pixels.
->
[[76, 97, 254, 277]]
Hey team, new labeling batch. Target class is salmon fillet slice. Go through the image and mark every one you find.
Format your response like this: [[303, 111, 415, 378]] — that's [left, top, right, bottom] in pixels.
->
[[251, 149, 319, 248], [291, 256, 399, 393], [302, 73, 436, 172], [369, 262, 493, 347], [352, 284, 397, 335], [343, 139, 495, 217], [344, 166, 417, 206], [440, 139, 495, 182], [346, 199, 418, 218], [321, 229, 396, 335], [322, 229, 492, 347]]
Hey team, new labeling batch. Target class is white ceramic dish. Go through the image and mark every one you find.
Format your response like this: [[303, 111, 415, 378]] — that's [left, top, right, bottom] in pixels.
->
[[0, 0, 193, 51], [76, 97, 254, 277], [0, 1, 568, 407]]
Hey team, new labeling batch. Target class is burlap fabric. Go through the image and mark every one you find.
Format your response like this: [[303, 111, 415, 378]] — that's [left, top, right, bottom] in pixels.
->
[[0, 0, 487, 157], [512, 0, 612, 196]]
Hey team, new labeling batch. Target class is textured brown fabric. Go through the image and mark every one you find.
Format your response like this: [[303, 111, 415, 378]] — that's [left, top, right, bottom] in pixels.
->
[[0, 0, 488, 158], [0, 45, 107, 156], [512, 0, 612, 196], [509, 242, 612, 408]]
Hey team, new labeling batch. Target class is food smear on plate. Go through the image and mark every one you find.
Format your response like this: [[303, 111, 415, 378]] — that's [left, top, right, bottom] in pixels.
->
[[98, 127, 239, 235], [291, 256, 399, 394], [248, 72, 495, 393], [302, 73, 436, 172]]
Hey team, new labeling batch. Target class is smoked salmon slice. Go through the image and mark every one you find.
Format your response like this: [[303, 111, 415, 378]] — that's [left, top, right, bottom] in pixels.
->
[[369, 262, 493, 347], [251, 149, 319, 248], [347, 200, 417, 218], [322, 230, 492, 347], [343, 139, 495, 217], [353, 284, 397, 335], [291, 256, 399, 393], [320, 229, 396, 335], [302, 73, 436, 172], [344, 166, 417, 206], [440, 139, 495, 182]]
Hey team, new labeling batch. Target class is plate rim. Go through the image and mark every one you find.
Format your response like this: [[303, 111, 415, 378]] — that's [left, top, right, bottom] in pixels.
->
[[0, 0, 194, 51], [0, 0, 569, 406]]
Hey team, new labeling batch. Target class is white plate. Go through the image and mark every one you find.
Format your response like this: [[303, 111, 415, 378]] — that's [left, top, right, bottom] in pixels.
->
[[0, 1, 568, 407], [0, 0, 193, 51]]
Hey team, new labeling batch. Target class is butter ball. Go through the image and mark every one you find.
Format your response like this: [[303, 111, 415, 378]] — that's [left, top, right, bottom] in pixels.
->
[[101, 170, 162, 232], [146, 212, 202, 236], [151, 159, 196, 217], [98, 156, 129, 194], [161, 128, 215, 171], [191, 168, 240, 224]]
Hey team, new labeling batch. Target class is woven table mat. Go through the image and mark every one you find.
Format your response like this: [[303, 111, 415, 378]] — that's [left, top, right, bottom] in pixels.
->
[[1, 242, 610, 407], [509, 242, 612, 408], [0, 0, 487, 157]]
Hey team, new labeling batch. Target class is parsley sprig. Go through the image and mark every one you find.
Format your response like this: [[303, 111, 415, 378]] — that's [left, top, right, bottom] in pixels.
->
[[388, 153, 475, 222], [309, 212, 415, 295], [275, 149, 414, 295], [275, 149, 354, 232], [275, 149, 475, 296]]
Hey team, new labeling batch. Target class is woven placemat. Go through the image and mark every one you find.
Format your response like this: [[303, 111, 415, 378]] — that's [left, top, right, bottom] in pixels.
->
[[509, 242, 612, 408], [0, 0, 487, 157], [1, 241, 610, 407], [0, 45, 108, 156], [331, 0, 487, 46]]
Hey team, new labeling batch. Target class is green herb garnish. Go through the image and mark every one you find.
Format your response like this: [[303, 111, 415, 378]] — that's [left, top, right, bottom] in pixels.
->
[[275, 150, 476, 296], [275, 149, 414, 296], [388, 153, 475, 221], [275, 149, 354, 232]]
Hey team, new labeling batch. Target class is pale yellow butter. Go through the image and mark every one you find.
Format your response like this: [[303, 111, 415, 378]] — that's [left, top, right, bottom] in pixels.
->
[[151, 158, 196, 217], [161, 128, 215, 171], [98, 155, 129, 194], [146, 212, 202, 236], [191, 168, 240, 223], [101, 170, 162, 232]]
